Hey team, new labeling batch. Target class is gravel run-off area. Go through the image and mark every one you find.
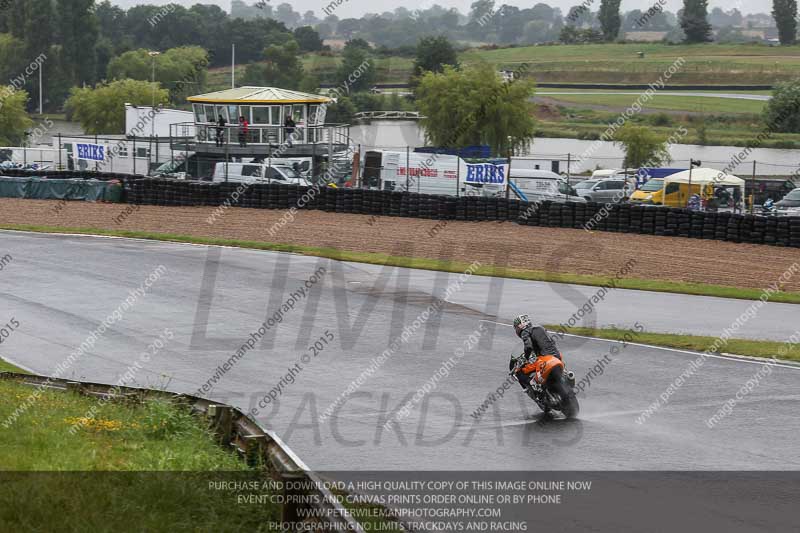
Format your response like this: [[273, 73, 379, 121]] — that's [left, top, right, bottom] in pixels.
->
[[1, 198, 799, 292]]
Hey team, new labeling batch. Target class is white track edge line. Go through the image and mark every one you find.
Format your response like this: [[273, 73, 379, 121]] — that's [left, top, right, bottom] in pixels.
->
[[0, 354, 38, 374]]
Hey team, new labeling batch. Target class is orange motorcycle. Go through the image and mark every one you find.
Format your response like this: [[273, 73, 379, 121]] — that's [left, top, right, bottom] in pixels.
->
[[509, 354, 580, 418]]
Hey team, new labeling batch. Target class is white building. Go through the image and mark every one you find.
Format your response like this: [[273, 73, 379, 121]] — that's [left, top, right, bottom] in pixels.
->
[[50, 105, 194, 175], [125, 104, 194, 138]]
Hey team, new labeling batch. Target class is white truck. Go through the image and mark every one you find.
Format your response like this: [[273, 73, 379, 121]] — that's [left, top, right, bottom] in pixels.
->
[[362, 150, 507, 197]]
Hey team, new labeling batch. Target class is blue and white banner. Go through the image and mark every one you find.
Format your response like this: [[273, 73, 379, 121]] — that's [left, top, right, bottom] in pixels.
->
[[464, 163, 508, 186], [74, 143, 107, 162]]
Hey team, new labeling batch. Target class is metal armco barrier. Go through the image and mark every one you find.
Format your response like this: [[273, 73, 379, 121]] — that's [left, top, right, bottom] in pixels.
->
[[0, 371, 365, 533], [123, 179, 800, 249]]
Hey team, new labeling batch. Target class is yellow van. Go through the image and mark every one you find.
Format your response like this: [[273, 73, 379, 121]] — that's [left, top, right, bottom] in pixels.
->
[[629, 178, 712, 207]]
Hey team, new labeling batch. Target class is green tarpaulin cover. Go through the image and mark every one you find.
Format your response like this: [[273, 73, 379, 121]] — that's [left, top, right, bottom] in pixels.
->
[[0, 177, 121, 202]]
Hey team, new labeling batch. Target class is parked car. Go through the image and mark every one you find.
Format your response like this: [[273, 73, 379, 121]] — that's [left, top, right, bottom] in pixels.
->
[[510, 169, 586, 203], [574, 178, 632, 203], [152, 158, 188, 179], [776, 188, 800, 215], [747, 178, 796, 206], [212, 162, 311, 185]]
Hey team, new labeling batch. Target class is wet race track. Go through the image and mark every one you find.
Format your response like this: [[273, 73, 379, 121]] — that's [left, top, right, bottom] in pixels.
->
[[2, 230, 800, 472]]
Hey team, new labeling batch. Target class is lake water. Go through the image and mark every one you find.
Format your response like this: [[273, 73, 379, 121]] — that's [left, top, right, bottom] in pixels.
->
[[41, 119, 85, 140], [349, 121, 800, 176]]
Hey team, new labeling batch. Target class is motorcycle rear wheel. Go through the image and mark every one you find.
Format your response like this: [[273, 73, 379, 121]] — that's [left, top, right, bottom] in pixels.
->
[[561, 391, 580, 418], [555, 378, 580, 419]]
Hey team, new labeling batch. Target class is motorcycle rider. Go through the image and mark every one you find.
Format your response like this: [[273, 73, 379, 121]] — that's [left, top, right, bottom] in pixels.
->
[[511, 315, 563, 396]]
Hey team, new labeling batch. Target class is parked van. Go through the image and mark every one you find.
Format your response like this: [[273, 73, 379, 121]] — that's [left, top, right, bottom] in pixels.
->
[[629, 168, 744, 208], [590, 169, 623, 180], [509, 169, 585, 203], [212, 162, 311, 185], [628, 178, 709, 206]]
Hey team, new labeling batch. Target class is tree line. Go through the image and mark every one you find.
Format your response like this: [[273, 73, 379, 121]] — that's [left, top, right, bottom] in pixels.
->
[[231, 0, 796, 48], [0, 0, 327, 115], [2, 1, 796, 116], [0, 0, 798, 146]]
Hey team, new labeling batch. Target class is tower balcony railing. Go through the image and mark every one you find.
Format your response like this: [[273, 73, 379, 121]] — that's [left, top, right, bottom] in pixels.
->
[[169, 122, 350, 152]]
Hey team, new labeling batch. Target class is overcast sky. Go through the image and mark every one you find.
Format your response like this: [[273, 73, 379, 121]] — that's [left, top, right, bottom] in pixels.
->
[[111, 1, 774, 20]]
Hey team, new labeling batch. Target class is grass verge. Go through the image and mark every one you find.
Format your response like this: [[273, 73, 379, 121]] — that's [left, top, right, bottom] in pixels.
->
[[0, 375, 281, 531], [549, 325, 800, 362], [0, 357, 27, 373], [3, 223, 800, 304], [0, 381, 249, 470]]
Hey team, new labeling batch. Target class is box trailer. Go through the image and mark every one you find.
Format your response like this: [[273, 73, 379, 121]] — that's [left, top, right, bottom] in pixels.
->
[[362, 150, 507, 197]]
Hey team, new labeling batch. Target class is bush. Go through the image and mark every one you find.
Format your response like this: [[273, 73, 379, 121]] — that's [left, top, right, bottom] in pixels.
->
[[772, 140, 800, 149], [763, 79, 800, 133], [326, 96, 357, 123], [65, 79, 170, 134], [613, 122, 670, 168], [650, 113, 673, 127], [416, 63, 536, 156]]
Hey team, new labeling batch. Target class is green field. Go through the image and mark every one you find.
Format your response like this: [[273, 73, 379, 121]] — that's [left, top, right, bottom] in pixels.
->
[[207, 43, 800, 92], [461, 43, 800, 84], [302, 54, 414, 83], [540, 89, 774, 94], [302, 43, 800, 86], [537, 93, 767, 114]]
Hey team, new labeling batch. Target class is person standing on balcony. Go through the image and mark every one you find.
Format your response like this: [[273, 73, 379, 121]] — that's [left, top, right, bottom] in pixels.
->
[[215, 115, 226, 147], [284, 114, 296, 147], [238, 115, 249, 147]]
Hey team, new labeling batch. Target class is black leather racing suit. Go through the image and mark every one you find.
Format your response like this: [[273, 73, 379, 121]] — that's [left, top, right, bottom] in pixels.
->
[[515, 324, 561, 390]]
